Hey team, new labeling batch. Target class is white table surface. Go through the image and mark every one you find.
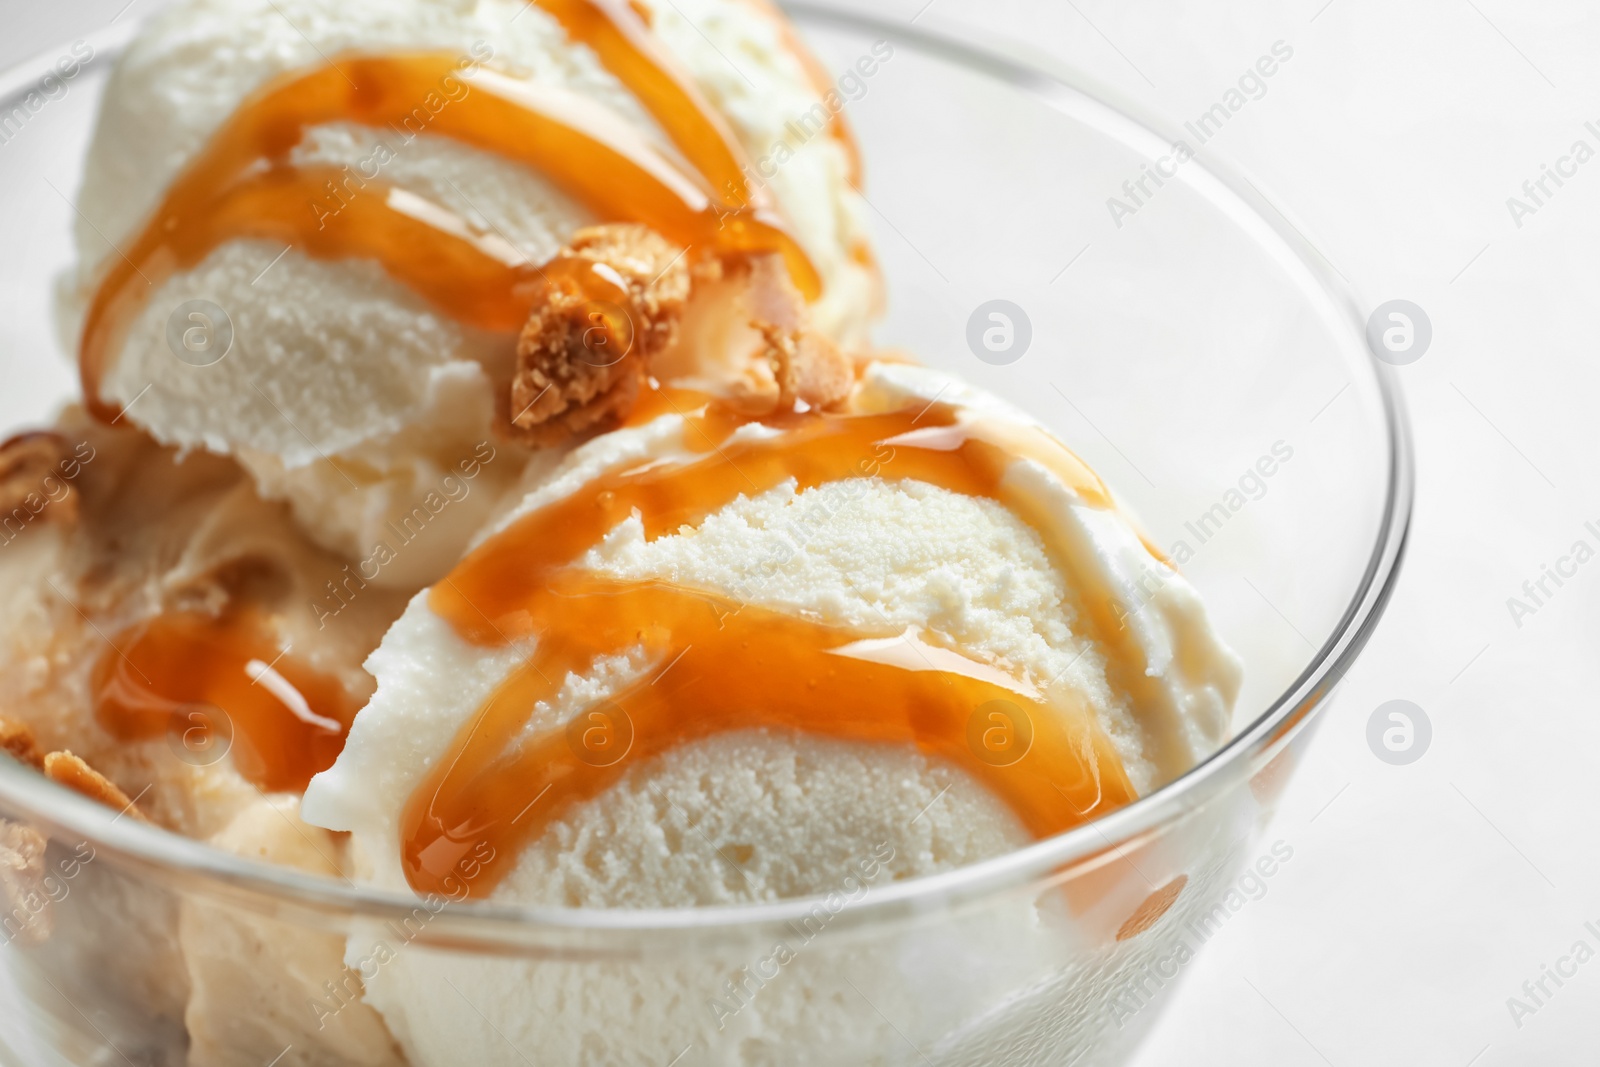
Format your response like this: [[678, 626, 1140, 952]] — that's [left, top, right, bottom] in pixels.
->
[[3, 2, 1595, 1064]]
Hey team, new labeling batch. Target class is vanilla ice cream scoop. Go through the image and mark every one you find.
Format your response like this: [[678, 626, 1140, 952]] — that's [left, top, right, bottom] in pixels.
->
[[64, 0, 879, 585], [300, 362, 1241, 1065]]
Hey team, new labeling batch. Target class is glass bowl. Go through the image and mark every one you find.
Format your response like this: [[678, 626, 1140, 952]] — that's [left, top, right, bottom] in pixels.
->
[[0, 5, 1411, 1066]]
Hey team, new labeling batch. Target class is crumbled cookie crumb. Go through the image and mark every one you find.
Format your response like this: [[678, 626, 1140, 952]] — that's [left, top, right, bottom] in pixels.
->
[[0, 715, 44, 770], [719, 251, 853, 413], [510, 226, 861, 443], [0, 716, 147, 821], [43, 752, 148, 822], [510, 224, 693, 446], [754, 322, 854, 412]]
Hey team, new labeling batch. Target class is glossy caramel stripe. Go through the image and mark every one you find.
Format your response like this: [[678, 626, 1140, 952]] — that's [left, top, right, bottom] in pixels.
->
[[535, 0, 763, 205], [93, 609, 355, 794]]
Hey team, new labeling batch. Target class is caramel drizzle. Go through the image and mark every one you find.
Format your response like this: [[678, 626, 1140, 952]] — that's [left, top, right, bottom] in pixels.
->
[[554, 0, 863, 188], [92, 609, 356, 794], [405, 397, 1138, 898], [534, 0, 763, 203], [80, 0, 824, 418]]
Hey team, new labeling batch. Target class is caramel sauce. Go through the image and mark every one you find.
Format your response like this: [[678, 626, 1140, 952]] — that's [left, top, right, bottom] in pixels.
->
[[81, 36, 820, 418], [405, 397, 1138, 898], [92, 610, 356, 793], [545, 0, 863, 189], [534, 0, 761, 207]]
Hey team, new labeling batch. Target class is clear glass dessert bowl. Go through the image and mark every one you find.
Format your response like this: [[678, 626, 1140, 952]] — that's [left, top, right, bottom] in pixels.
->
[[0, 5, 1411, 1066]]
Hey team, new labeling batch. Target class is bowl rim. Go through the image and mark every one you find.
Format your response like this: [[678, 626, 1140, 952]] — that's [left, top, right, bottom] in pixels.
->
[[0, 3, 1414, 945]]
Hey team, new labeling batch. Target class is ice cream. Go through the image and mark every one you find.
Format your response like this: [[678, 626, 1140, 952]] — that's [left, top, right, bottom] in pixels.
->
[[298, 361, 1241, 1063], [63, 0, 880, 586]]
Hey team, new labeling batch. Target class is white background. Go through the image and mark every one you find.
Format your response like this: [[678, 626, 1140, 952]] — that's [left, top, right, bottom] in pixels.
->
[[4, 1, 1598, 1064]]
